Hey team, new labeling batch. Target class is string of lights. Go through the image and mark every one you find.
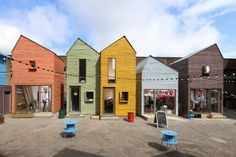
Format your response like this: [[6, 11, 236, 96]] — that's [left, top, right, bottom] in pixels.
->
[[2, 56, 236, 83]]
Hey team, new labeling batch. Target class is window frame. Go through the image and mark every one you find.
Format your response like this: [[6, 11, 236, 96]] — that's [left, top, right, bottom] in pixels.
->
[[85, 91, 94, 102], [120, 91, 128, 103], [108, 58, 116, 83], [79, 59, 86, 83]]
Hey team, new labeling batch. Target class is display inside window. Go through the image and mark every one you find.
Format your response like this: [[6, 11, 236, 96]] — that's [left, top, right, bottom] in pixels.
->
[[85, 91, 94, 102], [190, 89, 207, 112], [155, 90, 175, 111], [120, 92, 128, 102], [108, 58, 116, 83], [202, 65, 210, 76], [79, 59, 86, 83], [29, 60, 37, 71], [15, 86, 52, 113]]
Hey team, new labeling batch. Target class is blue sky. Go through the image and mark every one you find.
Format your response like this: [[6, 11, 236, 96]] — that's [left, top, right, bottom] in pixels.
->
[[0, 0, 236, 58]]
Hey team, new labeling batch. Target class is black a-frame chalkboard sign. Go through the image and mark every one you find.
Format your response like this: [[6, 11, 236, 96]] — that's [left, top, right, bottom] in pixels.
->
[[154, 111, 168, 128]]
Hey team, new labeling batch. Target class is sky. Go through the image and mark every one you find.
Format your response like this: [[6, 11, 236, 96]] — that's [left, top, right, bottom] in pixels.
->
[[0, 0, 236, 58]]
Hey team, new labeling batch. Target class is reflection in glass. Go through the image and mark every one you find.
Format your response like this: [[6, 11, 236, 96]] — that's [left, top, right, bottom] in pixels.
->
[[144, 89, 154, 113], [15, 86, 52, 113], [108, 58, 116, 83]]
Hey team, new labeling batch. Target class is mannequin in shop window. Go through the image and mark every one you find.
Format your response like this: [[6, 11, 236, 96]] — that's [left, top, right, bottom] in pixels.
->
[[42, 90, 48, 112]]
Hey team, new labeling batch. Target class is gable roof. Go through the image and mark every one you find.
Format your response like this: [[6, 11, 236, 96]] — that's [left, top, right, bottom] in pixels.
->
[[10, 35, 64, 63], [137, 55, 178, 73], [170, 43, 224, 65], [100, 36, 136, 54], [66, 37, 99, 55]]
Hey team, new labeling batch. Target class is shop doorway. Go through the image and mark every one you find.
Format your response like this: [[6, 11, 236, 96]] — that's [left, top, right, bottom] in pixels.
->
[[71, 86, 80, 112], [209, 89, 219, 112], [144, 89, 154, 113], [103, 88, 115, 114]]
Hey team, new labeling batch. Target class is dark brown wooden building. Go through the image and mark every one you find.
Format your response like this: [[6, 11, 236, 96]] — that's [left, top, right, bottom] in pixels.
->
[[170, 44, 224, 116]]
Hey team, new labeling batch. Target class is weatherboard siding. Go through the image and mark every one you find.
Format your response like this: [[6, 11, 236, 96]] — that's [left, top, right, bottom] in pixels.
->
[[136, 56, 179, 115], [66, 38, 100, 115], [100, 37, 136, 117]]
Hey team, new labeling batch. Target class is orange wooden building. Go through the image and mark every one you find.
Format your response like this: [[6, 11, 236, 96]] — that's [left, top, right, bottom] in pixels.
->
[[11, 35, 64, 114]]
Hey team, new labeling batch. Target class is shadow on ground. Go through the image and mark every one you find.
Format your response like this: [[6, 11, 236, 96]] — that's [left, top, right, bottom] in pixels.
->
[[53, 148, 103, 157], [146, 123, 157, 128], [153, 151, 197, 157], [148, 142, 168, 151], [59, 132, 75, 138]]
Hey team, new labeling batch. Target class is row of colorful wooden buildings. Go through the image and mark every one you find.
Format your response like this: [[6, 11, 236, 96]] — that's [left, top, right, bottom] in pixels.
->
[[0, 35, 235, 118]]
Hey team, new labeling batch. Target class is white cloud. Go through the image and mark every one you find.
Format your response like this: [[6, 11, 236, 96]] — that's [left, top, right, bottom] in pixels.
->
[[0, 4, 71, 55], [0, 23, 21, 54], [60, 0, 236, 57]]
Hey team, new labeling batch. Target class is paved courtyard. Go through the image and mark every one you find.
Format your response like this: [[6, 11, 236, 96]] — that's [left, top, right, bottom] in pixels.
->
[[0, 114, 236, 157]]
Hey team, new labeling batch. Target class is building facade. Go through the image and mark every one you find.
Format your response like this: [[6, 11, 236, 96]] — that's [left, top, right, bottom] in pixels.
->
[[100, 36, 136, 117], [66, 38, 100, 115], [0, 53, 11, 115], [11, 35, 64, 114], [136, 56, 179, 116], [171, 44, 224, 116]]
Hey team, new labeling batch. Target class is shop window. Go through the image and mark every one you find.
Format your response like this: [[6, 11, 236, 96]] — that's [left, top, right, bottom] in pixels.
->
[[79, 59, 86, 83], [120, 92, 128, 103], [108, 58, 116, 83], [85, 91, 94, 102], [29, 60, 37, 71], [15, 85, 52, 113], [202, 65, 210, 76]]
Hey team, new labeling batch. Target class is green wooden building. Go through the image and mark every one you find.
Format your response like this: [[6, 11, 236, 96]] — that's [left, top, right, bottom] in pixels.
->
[[66, 37, 100, 115]]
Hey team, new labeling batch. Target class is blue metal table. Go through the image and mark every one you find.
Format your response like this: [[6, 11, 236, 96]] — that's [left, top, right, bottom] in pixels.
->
[[160, 130, 178, 150], [63, 120, 79, 138]]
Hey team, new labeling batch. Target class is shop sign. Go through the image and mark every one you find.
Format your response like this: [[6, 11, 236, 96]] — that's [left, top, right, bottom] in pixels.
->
[[156, 90, 175, 97]]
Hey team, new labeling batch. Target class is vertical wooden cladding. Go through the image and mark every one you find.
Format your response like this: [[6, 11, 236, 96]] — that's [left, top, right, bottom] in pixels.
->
[[11, 35, 64, 113], [100, 36, 136, 117], [66, 38, 100, 115]]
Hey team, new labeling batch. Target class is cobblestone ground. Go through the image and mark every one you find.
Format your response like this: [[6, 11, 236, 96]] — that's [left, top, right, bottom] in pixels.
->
[[0, 114, 236, 157]]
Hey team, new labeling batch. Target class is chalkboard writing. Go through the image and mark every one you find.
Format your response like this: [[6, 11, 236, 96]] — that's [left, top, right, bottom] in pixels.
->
[[154, 111, 168, 128]]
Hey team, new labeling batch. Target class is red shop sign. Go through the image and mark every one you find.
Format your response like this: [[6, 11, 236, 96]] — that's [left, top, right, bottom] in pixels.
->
[[156, 90, 175, 97]]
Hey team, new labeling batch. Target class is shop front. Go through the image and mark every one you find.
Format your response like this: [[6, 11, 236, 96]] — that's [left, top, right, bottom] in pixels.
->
[[136, 56, 179, 116], [15, 85, 52, 114], [11, 35, 64, 115], [190, 89, 221, 113], [171, 44, 224, 116], [144, 89, 176, 113]]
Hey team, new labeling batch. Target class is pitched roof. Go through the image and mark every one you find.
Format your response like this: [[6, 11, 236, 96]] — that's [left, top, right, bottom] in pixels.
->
[[11, 35, 64, 63], [170, 43, 223, 65], [66, 37, 99, 55], [137, 55, 178, 73], [100, 36, 136, 54]]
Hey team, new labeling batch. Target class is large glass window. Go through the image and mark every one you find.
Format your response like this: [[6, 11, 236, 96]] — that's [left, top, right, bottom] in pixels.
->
[[108, 58, 116, 83], [79, 59, 86, 83], [15, 86, 52, 113], [190, 89, 220, 112], [155, 90, 175, 111], [190, 89, 207, 112]]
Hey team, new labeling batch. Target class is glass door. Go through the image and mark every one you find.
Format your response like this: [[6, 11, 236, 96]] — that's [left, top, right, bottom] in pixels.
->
[[209, 89, 218, 112], [103, 88, 115, 114], [144, 89, 154, 113]]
